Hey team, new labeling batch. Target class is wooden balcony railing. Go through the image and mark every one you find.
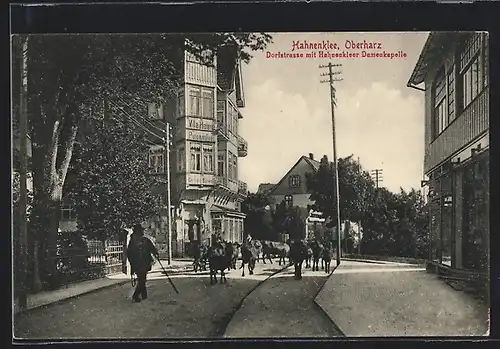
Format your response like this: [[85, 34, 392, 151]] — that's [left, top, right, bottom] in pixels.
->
[[237, 135, 248, 157], [424, 86, 489, 173], [216, 176, 239, 193], [216, 121, 230, 140], [238, 181, 248, 196]]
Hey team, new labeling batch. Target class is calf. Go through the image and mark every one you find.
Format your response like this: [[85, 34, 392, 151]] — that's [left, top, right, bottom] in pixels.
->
[[289, 239, 309, 280], [208, 242, 229, 284]]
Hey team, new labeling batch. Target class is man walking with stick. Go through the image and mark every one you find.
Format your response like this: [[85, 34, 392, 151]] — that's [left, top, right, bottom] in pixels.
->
[[127, 224, 159, 303]]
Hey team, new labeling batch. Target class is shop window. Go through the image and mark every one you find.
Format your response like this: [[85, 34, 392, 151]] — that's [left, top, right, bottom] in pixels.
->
[[462, 157, 489, 271]]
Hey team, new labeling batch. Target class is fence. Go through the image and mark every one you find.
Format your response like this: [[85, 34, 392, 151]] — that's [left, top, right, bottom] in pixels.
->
[[52, 236, 126, 288]]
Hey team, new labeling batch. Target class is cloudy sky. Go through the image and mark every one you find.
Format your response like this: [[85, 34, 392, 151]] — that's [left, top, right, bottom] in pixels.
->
[[238, 32, 429, 194]]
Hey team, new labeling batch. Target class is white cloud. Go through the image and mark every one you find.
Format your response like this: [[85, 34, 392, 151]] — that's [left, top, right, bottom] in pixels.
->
[[239, 79, 424, 194]]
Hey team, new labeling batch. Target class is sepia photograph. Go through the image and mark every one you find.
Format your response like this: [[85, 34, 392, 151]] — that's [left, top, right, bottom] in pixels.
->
[[11, 30, 490, 339]]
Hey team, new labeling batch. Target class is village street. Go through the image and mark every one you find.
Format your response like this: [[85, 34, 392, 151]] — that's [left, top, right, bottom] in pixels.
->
[[14, 258, 335, 339]]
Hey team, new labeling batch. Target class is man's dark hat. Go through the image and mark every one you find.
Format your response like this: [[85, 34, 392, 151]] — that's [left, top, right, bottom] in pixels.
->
[[133, 224, 144, 233]]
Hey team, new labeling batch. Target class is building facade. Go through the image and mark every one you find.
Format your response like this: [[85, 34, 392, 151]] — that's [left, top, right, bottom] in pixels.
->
[[146, 45, 248, 256], [407, 32, 489, 274], [266, 153, 331, 240]]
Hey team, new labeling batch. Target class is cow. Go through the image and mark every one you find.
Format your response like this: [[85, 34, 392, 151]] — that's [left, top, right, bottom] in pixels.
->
[[250, 239, 263, 262], [322, 240, 334, 274], [208, 241, 230, 284], [240, 240, 258, 277], [261, 240, 290, 266], [289, 239, 310, 280], [310, 239, 324, 272]]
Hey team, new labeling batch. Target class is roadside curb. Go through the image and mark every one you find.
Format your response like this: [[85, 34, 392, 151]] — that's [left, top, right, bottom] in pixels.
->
[[14, 278, 130, 315], [341, 258, 386, 265], [218, 263, 290, 338], [14, 260, 191, 315], [313, 263, 346, 337]]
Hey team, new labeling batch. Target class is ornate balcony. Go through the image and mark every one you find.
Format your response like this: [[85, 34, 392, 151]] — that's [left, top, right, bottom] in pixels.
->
[[216, 176, 239, 193], [216, 121, 230, 141], [238, 181, 248, 196], [237, 135, 248, 157]]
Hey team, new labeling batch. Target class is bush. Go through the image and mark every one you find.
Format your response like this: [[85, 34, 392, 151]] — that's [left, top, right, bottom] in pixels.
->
[[54, 231, 106, 286]]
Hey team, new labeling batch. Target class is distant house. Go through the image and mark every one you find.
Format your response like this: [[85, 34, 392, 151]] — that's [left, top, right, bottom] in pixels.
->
[[268, 153, 320, 209], [267, 153, 333, 240], [257, 183, 275, 195]]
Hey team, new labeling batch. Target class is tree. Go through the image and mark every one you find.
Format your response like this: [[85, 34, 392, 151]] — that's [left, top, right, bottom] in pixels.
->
[[68, 117, 161, 242], [13, 32, 272, 290], [306, 155, 374, 226], [241, 192, 275, 240]]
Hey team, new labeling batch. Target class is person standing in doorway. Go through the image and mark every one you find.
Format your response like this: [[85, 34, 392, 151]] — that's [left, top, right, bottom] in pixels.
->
[[127, 224, 159, 303]]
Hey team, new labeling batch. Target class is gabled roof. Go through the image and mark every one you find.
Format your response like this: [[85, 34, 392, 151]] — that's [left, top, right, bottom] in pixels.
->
[[407, 32, 460, 87], [257, 183, 276, 194], [216, 44, 238, 92], [235, 62, 245, 108], [268, 155, 321, 195]]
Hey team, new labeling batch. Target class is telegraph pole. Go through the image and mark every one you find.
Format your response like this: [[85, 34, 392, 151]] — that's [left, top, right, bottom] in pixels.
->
[[320, 62, 343, 266], [371, 169, 383, 189], [18, 35, 29, 310], [165, 122, 172, 265]]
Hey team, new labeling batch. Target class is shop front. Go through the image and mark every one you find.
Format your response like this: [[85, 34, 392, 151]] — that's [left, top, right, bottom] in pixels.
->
[[428, 150, 489, 274], [211, 205, 245, 244]]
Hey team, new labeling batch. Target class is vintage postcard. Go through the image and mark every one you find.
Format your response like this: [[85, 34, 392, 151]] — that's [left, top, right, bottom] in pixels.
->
[[12, 31, 490, 339]]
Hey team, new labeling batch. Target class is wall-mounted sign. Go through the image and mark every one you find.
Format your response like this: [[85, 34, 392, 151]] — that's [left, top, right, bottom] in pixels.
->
[[186, 117, 214, 132], [187, 173, 216, 187], [186, 130, 215, 143]]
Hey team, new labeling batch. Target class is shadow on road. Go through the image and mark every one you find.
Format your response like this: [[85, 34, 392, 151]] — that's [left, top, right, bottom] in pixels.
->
[[14, 276, 264, 340], [223, 271, 340, 338]]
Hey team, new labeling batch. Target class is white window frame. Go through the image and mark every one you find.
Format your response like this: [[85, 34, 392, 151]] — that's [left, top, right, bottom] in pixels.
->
[[189, 142, 214, 173], [189, 142, 202, 172], [188, 85, 214, 119], [202, 144, 215, 173]]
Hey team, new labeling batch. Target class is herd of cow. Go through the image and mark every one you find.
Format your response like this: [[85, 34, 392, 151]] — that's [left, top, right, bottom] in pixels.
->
[[191, 238, 336, 284]]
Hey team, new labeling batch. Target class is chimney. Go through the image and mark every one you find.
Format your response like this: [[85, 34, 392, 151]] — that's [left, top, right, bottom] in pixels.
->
[[309, 153, 314, 160]]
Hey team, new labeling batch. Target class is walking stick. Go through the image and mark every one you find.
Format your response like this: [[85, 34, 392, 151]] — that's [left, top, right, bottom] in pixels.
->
[[155, 257, 180, 294]]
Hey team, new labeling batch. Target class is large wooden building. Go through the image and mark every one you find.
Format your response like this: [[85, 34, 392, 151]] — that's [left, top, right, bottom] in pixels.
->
[[146, 45, 249, 256], [407, 32, 489, 276]]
